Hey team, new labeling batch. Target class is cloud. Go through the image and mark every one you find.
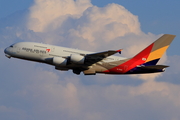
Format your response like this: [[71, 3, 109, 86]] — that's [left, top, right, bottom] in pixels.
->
[[0, 105, 29, 120], [1, 57, 180, 120], [27, 0, 92, 32], [27, 0, 143, 50], [1, 0, 180, 120], [157, 55, 180, 84]]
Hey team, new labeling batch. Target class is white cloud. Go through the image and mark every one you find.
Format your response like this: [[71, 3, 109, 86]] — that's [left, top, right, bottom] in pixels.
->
[[27, 0, 144, 51], [27, 0, 92, 32]]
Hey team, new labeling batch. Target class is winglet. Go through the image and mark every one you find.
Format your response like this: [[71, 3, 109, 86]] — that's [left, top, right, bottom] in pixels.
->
[[117, 49, 123, 54]]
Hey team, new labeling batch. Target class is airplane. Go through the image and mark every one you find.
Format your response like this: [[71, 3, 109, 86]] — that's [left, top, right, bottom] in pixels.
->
[[4, 34, 175, 75]]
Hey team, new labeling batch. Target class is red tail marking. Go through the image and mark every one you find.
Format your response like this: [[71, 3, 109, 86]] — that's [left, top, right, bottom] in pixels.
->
[[104, 43, 154, 74]]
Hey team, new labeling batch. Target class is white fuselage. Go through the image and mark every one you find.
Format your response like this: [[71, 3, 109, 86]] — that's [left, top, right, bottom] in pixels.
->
[[4, 42, 125, 69]]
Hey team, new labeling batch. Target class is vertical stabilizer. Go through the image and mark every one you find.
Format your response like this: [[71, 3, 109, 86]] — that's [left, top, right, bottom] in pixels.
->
[[137, 34, 176, 66]]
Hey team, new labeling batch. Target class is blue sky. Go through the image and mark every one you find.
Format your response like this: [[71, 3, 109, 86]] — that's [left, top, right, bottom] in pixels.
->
[[0, 0, 33, 18], [1, 0, 179, 55], [0, 0, 180, 120]]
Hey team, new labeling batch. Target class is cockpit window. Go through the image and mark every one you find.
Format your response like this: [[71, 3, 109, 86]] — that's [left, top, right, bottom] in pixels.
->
[[9, 43, 15, 47]]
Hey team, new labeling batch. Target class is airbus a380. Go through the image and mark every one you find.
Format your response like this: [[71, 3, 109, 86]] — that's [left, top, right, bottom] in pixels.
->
[[4, 34, 175, 75]]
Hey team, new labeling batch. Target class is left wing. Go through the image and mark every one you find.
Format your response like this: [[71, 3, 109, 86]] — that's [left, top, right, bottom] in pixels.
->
[[84, 49, 122, 65]]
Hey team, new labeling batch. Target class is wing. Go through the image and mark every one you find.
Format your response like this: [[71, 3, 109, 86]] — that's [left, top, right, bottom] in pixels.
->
[[84, 49, 122, 65]]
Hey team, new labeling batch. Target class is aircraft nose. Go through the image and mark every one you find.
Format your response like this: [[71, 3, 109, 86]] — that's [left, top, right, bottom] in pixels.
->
[[4, 47, 10, 54], [4, 47, 8, 54], [4, 47, 11, 58]]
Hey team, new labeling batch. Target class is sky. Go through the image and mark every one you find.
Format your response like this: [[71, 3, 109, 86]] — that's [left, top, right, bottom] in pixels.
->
[[0, 0, 180, 120]]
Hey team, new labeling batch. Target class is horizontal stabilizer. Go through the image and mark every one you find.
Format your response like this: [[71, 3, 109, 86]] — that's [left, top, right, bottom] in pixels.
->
[[140, 65, 169, 70]]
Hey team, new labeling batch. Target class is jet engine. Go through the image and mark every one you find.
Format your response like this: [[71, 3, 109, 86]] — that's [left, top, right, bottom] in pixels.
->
[[70, 54, 85, 64], [53, 57, 67, 66]]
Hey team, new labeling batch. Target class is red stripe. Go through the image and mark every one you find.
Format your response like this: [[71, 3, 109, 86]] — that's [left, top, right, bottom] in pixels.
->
[[103, 43, 154, 74]]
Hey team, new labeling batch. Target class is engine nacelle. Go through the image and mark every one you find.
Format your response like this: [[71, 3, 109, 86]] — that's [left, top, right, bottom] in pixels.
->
[[53, 57, 67, 66], [70, 54, 85, 64]]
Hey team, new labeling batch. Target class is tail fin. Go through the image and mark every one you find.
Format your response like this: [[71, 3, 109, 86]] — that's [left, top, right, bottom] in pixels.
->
[[103, 34, 175, 74], [132, 34, 176, 66]]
